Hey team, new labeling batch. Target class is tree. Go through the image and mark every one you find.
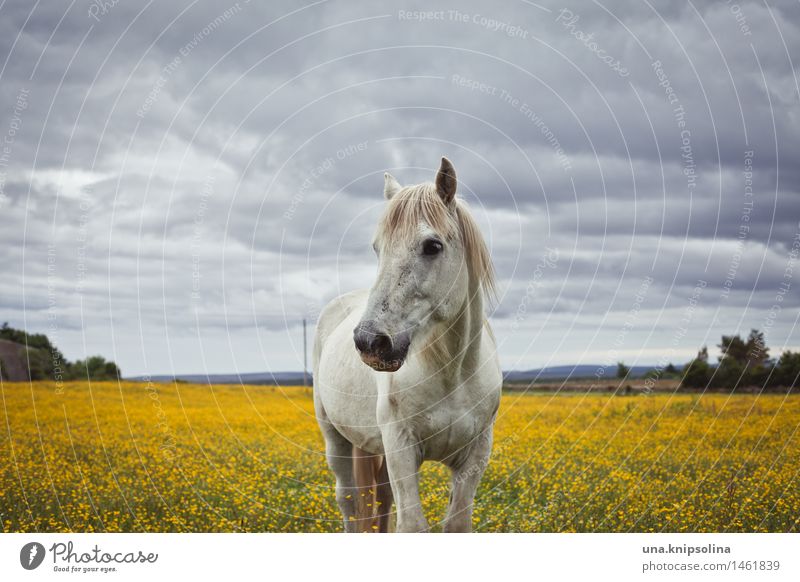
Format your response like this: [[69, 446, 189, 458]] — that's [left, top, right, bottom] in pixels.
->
[[73, 355, 121, 381], [21, 346, 49, 381], [713, 357, 745, 391], [745, 329, 769, 366], [682, 347, 711, 389], [774, 351, 800, 389], [719, 334, 748, 363], [103, 361, 121, 379], [616, 361, 630, 379], [684, 333, 792, 391], [715, 330, 772, 390]]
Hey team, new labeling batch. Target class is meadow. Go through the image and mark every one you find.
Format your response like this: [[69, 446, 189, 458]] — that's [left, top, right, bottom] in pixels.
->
[[1, 381, 798, 533]]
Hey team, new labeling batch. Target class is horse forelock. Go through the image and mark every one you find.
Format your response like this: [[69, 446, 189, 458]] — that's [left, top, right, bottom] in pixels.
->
[[376, 182, 496, 301]]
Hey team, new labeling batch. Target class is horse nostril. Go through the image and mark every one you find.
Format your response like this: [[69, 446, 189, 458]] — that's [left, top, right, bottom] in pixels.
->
[[370, 333, 392, 355], [354, 322, 393, 356], [354, 330, 370, 354]]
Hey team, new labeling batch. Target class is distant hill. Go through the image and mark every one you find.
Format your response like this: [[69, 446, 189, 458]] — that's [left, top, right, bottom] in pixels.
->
[[127, 364, 666, 386], [504, 364, 658, 383], [128, 371, 310, 386]]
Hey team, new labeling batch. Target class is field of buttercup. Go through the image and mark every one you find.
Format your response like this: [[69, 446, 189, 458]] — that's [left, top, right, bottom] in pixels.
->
[[1, 381, 798, 533]]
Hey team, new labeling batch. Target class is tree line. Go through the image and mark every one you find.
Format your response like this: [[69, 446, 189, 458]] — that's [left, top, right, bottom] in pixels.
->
[[682, 329, 799, 390], [0, 322, 121, 381]]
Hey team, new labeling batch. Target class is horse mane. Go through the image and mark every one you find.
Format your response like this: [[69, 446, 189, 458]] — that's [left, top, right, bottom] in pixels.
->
[[376, 182, 496, 300]]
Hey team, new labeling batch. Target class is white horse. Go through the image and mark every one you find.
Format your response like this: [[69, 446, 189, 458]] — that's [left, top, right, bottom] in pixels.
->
[[313, 157, 502, 532]]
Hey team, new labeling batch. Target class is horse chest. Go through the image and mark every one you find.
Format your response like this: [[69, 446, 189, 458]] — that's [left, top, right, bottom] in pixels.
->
[[420, 407, 479, 460], [378, 380, 496, 461]]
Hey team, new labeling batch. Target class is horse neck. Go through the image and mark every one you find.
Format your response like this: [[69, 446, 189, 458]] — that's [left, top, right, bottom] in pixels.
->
[[428, 273, 485, 383]]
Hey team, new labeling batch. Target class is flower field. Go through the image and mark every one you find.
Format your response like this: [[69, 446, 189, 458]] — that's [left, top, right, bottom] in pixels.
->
[[1, 381, 798, 532]]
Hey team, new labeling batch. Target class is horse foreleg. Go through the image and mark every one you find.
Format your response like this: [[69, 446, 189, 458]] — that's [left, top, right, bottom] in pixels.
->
[[321, 424, 359, 532], [443, 427, 494, 533], [352, 447, 382, 532], [381, 429, 427, 532], [376, 457, 394, 532]]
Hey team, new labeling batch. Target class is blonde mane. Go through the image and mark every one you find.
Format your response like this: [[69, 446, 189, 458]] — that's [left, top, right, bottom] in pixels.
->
[[376, 182, 496, 300]]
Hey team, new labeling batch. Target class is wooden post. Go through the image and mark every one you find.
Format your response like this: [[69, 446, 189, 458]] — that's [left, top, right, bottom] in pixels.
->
[[302, 318, 308, 388]]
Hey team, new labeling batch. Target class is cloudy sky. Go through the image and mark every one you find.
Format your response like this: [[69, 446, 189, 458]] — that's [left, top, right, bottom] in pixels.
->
[[1, 0, 798, 376]]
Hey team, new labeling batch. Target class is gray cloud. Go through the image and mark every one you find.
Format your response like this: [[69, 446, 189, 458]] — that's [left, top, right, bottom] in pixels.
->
[[1, 0, 798, 375]]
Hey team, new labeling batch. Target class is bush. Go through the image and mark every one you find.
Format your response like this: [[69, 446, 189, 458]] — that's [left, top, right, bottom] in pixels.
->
[[72, 356, 122, 381], [773, 351, 800, 389], [712, 358, 745, 391], [682, 358, 711, 389]]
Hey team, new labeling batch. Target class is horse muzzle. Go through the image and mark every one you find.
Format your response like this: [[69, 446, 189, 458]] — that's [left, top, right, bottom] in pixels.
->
[[353, 320, 410, 373]]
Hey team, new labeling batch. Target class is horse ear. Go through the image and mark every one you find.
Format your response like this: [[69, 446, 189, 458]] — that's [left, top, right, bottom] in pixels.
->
[[384, 172, 401, 200], [435, 157, 457, 205]]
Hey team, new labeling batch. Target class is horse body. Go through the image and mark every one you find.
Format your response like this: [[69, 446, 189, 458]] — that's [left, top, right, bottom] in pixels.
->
[[313, 158, 501, 532], [315, 291, 500, 462]]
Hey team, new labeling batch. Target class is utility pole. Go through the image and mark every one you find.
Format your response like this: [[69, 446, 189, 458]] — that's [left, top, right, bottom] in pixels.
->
[[302, 318, 308, 387]]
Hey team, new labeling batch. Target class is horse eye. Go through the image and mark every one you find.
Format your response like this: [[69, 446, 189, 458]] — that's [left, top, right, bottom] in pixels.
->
[[422, 239, 443, 256]]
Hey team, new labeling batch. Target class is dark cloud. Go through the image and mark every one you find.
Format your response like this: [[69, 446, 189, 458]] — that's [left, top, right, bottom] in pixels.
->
[[1, 0, 798, 374]]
